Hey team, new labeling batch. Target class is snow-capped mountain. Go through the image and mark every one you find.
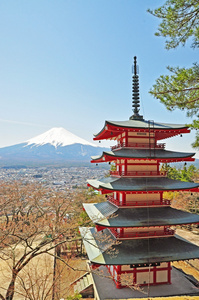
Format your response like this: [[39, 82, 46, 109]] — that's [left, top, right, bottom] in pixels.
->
[[26, 127, 97, 148], [0, 128, 108, 166]]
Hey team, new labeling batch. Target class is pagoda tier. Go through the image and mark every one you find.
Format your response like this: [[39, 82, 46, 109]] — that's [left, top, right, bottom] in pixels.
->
[[80, 227, 199, 266], [80, 57, 199, 289], [93, 119, 190, 141], [87, 176, 199, 193], [83, 202, 199, 228], [91, 149, 195, 163]]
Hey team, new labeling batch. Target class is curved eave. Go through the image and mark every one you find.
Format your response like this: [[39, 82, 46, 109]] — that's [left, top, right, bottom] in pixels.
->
[[83, 203, 199, 227], [91, 149, 195, 163], [87, 177, 199, 194], [80, 227, 199, 265], [94, 120, 190, 141]]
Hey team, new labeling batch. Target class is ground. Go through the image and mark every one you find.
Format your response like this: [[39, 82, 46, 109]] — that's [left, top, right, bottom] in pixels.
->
[[0, 252, 54, 299]]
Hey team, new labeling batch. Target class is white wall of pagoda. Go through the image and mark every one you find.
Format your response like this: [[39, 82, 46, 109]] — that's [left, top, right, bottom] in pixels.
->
[[107, 262, 171, 288], [116, 131, 156, 148], [111, 191, 164, 207]]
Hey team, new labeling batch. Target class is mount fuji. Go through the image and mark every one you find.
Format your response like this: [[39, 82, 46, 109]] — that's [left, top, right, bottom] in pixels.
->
[[0, 128, 109, 166], [26, 127, 97, 148]]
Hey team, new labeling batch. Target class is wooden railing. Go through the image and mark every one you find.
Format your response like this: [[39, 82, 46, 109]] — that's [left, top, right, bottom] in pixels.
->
[[109, 228, 175, 239], [107, 196, 171, 207], [111, 142, 165, 150], [110, 170, 167, 177]]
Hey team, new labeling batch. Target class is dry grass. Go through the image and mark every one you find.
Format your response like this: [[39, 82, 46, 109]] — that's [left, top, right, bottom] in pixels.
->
[[54, 256, 88, 300], [174, 228, 199, 279], [173, 260, 199, 281], [0, 252, 54, 300]]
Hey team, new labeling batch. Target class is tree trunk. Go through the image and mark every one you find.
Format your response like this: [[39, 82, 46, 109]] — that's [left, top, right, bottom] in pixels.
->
[[5, 270, 17, 300]]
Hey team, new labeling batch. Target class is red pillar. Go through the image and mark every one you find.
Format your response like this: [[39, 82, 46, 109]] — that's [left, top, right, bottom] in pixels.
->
[[168, 262, 171, 284], [116, 265, 122, 288], [133, 268, 137, 284], [153, 266, 157, 284], [123, 192, 126, 206], [157, 161, 160, 175]]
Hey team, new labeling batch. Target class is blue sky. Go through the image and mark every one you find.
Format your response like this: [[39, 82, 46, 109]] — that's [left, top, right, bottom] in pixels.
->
[[0, 0, 198, 157]]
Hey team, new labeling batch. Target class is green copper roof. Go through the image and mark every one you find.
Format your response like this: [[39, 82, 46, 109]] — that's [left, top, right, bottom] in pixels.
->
[[87, 176, 199, 192], [83, 202, 199, 227], [94, 119, 188, 138], [107, 119, 187, 129], [91, 149, 195, 161], [80, 227, 199, 265]]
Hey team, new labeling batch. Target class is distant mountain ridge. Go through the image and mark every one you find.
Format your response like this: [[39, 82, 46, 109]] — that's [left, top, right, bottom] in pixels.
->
[[26, 127, 97, 148], [0, 127, 198, 168], [0, 127, 108, 166]]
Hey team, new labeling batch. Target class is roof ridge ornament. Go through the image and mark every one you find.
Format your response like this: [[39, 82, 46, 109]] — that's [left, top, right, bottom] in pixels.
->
[[129, 56, 143, 120]]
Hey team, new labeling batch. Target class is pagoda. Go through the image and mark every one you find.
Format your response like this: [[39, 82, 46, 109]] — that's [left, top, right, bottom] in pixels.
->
[[80, 57, 199, 288]]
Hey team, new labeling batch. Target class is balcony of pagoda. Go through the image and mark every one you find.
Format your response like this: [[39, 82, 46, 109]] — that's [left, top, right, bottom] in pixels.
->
[[107, 195, 171, 207], [109, 227, 175, 240], [110, 170, 167, 177], [111, 142, 165, 150]]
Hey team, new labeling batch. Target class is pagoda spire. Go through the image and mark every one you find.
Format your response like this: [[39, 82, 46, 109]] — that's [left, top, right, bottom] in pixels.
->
[[130, 56, 143, 120]]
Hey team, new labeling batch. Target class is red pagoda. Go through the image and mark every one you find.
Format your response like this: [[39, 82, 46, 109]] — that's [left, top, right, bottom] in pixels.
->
[[80, 57, 199, 289]]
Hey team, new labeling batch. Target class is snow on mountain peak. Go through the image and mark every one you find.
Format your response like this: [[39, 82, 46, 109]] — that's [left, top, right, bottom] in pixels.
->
[[26, 127, 97, 148]]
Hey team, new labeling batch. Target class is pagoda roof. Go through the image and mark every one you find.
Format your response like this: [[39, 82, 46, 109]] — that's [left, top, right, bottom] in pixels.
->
[[91, 148, 195, 163], [80, 227, 199, 265], [94, 119, 190, 141], [83, 202, 199, 227], [87, 176, 199, 193]]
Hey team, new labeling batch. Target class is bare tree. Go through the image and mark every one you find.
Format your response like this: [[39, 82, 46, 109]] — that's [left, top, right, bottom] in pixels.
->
[[0, 181, 87, 300]]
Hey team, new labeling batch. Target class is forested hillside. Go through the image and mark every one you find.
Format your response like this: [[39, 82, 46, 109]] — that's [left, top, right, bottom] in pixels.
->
[[162, 164, 199, 215]]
